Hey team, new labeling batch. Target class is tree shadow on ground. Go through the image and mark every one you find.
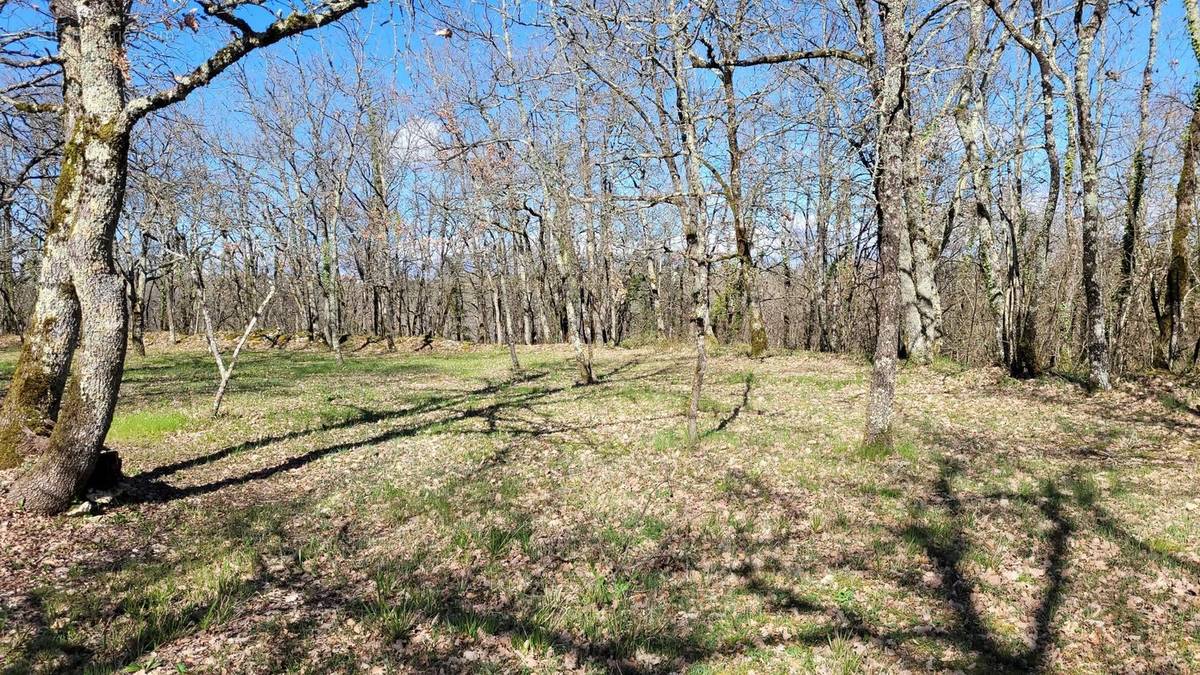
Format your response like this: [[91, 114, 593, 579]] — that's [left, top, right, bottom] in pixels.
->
[[10, 431, 1179, 674], [12, 357, 1193, 673], [325, 452, 1075, 673], [707, 374, 752, 436], [120, 373, 561, 503], [131, 371, 550, 484], [998, 375, 1200, 437], [897, 456, 1071, 672], [119, 357, 687, 504]]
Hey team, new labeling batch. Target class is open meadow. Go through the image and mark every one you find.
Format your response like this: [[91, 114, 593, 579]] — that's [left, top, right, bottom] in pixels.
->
[[1, 340, 1198, 673]]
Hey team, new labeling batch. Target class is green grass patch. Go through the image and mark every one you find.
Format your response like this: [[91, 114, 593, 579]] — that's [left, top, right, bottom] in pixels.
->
[[106, 408, 191, 445]]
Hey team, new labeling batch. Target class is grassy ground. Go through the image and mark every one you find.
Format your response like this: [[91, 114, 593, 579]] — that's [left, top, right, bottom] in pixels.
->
[[0, 340, 1198, 673]]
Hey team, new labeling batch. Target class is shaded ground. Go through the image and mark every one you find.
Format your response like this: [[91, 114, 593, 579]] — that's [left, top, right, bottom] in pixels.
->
[[0, 342, 1197, 673]]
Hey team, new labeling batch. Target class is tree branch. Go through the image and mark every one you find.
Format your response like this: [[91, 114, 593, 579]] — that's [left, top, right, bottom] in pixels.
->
[[0, 94, 60, 114], [690, 48, 866, 69], [122, 0, 370, 127]]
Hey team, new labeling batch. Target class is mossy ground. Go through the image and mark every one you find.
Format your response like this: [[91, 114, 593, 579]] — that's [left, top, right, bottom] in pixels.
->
[[1, 340, 1198, 673]]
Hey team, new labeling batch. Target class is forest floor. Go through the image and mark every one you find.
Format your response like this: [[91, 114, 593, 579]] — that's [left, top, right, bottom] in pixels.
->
[[1, 338, 1198, 674]]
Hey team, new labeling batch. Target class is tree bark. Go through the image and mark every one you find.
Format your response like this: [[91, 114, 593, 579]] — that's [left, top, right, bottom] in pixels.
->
[[1073, 0, 1111, 390], [718, 61, 767, 356], [0, 4, 83, 470], [1155, 86, 1200, 370], [549, 191, 594, 384], [954, 51, 1007, 363], [1001, 0, 1062, 379], [899, 127, 942, 364], [668, 14, 711, 445], [5, 0, 374, 512], [9, 0, 130, 512], [1113, 0, 1160, 364], [863, 0, 907, 449]]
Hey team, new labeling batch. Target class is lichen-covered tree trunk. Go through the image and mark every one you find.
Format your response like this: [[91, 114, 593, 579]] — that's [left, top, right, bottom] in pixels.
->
[[1154, 0, 1200, 370], [497, 250, 521, 373], [646, 251, 666, 340], [513, 229, 535, 345], [0, 235, 79, 469], [0, 213, 18, 335], [959, 0, 1012, 363], [1155, 86, 1200, 370], [811, 129, 835, 353], [900, 218, 941, 364], [899, 131, 942, 364], [9, 0, 130, 512], [899, 223, 919, 358], [0, 8, 83, 470], [717, 63, 767, 356], [954, 93, 1006, 361], [1073, 0, 1111, 390], [781, 236, 795, 350], [549, 193, 593, 384], [321, 215, 344, 365], [1010, 13, 1061, 379], [1113, 0, 1161, 364], [129, 263, 147, 358], [669, 14, 710, 444], [863, 0, 907, 449]]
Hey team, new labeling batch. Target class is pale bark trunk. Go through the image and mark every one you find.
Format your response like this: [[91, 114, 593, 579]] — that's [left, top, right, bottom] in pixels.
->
[[0, 6, 82, 469], [1155, 87, 1200, 370], [670, 16, 710, 445], [7, 0, 367, 511], [899, 131, 942, 364], [0, 212, 21, 335], [10, 0, 130, 512], [197, 268, 276, 417], [549, 193, 594, 384], [1005, 0, 1061, 378], [718, 62, 767, 356], [322, 219, 344, 364], [129, 263, 147, 358], [1152, 0, 1200, 370], [499, 256, 521, 373], [1113, 0, 1161, 363], [1073, 0, 1111, 390], [164, 273, 178, 343], [514, 233, 535, 345], [0, 233, 79, 469], [646, 251, 666, 340], [954, 88, 1006, 362], [863, 0, 907, 449]]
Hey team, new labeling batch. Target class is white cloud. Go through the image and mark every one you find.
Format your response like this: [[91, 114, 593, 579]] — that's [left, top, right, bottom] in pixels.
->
[[391, 117, 441, 165]]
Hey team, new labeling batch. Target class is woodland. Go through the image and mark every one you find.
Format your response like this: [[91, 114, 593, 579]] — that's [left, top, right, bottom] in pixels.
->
[[0, 0, 1199, 671]]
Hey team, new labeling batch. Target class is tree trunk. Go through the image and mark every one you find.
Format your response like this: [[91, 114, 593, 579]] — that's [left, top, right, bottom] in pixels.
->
[[1010, 4, 1061, 379], [954, 89, 1006, 363], [0, 212, 20, 334], [1155, 86, 1200, 370], [129, 264, 147, 358], [10, 0, 131, 512], [1113, 0, 1161, 365], [669, 15, 710, 444], [497, 246, 521, 373], [718, 64, 767, 356], [0, 7, 83, 470], [899, 131, 942, 364], [549, 193, 594, 384], [1073, 0, 1111, 390], [863, 0, 907, 449], [1153, 0, 1200, 370], [647, 251, 666, 340]]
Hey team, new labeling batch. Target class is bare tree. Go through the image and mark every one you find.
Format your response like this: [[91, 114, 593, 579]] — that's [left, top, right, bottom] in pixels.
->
[[0, 0, 388, 513]]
